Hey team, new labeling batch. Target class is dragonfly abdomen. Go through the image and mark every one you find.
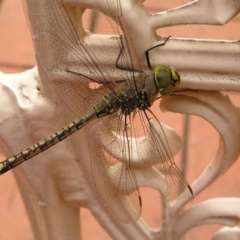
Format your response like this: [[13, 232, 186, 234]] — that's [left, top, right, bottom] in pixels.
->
[[93, 96, 118, 117], [0, 93, 120, 175], [0, 111, 96, 175]]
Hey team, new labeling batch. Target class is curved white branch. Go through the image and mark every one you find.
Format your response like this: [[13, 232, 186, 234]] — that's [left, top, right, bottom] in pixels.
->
[[63, 0, 240, 27], [213, 226, 240, 240], [173, 198, 240, 239], [150, 0, 240, 28], [161, 90, 240, 209]]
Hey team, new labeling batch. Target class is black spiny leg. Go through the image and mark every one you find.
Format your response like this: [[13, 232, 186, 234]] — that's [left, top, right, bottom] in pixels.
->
[[145, 36, 196, 95], [145, 36, 171, 70], [115, 35, 142, 74], [65, 68, 126, 84]]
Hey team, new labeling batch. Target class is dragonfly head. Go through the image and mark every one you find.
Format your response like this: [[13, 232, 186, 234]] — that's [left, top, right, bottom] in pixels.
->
[[153, 65, 180, 96]]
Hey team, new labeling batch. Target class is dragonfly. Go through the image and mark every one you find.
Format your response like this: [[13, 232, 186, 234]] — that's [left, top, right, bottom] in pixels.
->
[[1, 0, 193, 222]]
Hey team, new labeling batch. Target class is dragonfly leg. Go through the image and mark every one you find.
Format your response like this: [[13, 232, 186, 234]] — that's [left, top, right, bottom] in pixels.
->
[[115, 35, 142, 73], [145, 36, 171, 70], [65, 68, 125, 84]]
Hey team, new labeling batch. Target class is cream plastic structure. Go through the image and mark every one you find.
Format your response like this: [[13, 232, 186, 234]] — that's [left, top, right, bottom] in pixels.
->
[[0, 0, 240, 239]]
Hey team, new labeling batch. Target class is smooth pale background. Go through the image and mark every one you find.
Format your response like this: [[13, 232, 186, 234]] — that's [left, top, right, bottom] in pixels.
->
[[0, 0, 240, 239]]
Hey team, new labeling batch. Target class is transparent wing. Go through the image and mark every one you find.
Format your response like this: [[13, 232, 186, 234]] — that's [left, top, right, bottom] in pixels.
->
[[90, 116, 141, 223], [94, 0, 142, 75], [22, 0, 142, 116], [90, 110, 192, 222], [23, 0, 145, 221], [133, 110, 192, 201]]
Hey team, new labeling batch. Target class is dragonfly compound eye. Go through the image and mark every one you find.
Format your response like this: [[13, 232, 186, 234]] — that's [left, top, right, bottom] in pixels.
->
[[153, 65, 181, 96], [169, 66, 180, 86]]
